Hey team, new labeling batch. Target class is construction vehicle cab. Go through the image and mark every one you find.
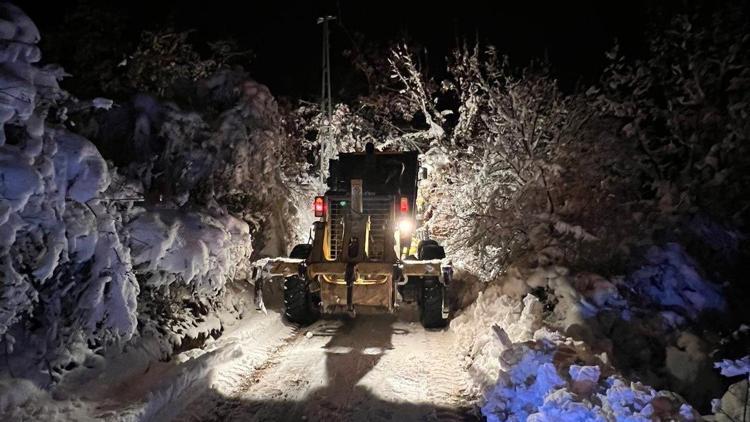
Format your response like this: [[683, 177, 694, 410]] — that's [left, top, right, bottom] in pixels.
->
[[264, 143, 452, 328]]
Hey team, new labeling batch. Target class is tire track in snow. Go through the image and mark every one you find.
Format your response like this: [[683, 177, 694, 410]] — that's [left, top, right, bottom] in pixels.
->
[[364, 319, 474, 421], [222, 320, 342, 421], [179, 314, 479, 421], [416, 327, 474, 421], [170, 312, 304, 422]]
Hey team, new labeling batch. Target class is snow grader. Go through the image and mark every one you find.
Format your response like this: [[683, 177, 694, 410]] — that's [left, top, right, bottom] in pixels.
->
[[262, 143, 452, 328]]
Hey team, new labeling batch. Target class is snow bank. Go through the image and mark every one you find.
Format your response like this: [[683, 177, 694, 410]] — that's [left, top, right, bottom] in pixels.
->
[[454, 281, 700, 421], [451, 285, 543, 393], [629, 243, 725, 320], [0, 378, 97, 421], [715, 356, 750, 377], [121, 209, 251, 359], [468, 242, 725, 343], [481, 330, 697, 421]]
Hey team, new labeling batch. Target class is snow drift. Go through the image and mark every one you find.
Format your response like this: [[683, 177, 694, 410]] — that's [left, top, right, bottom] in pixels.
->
[[453, 283, 702, 421]]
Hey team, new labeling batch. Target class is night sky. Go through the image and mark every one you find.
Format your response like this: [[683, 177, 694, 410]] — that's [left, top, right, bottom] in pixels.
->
[[24, 1, 678, 98]]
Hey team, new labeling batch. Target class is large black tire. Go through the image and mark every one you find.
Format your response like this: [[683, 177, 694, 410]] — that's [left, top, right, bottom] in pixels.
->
[[283, 275, 320, 325], [418, 241, 448, 328], [421, 278, 447, 328], [417, 239, 440, 259], [418, 243, 445, 260]]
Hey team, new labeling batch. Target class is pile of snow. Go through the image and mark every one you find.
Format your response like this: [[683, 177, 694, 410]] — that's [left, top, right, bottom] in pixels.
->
[[468, 265, 625, 344], [480, 336, 698, 421], [715, 356, 750, 378], [0, 378, 97, 421], [451, 285, 544, 393], [453, 282, 700, 421], [629, 243, 725, 320], [465, 242, 725, 344], [121, 209, 252, 356]]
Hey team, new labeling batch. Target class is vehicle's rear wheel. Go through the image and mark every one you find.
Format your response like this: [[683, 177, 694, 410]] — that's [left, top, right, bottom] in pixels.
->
[[418, 241, 448, 328], [283, 275, 320, 325], [420, 278, 447, 328], [417, 239, 439, 259]]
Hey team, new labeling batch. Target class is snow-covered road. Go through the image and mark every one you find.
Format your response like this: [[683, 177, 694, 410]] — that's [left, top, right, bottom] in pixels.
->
[[173, 311, 476, 422]]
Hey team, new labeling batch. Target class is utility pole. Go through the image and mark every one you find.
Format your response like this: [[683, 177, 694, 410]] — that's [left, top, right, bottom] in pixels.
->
[[317, 15, 336, 181]]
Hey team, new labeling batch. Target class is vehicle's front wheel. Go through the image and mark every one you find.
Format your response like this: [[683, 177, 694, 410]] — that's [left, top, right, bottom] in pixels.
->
[[283, 275, 320, 325]]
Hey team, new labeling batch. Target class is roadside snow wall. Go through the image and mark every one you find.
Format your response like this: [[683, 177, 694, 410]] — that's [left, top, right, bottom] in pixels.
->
[[453, 284, 702, 421], [453, 241, 728, 421]]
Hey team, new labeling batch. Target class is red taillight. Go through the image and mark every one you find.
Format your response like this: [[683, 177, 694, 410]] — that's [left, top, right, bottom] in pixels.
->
[[400, 196, 409, 214], [314, 196, 326, 217]]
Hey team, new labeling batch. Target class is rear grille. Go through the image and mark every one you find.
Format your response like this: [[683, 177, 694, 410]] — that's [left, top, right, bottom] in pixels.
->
[[329, 201, 345, 260], [328, 196, 393, 261], [363, 197, 393, 260]]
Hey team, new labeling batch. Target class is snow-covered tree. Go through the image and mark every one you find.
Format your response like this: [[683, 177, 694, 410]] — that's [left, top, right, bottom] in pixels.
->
[[597, 5, 750, 227], [0, 5, 269, 380], [123, 30, 251, 98], [0, 3, 139, 378]]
